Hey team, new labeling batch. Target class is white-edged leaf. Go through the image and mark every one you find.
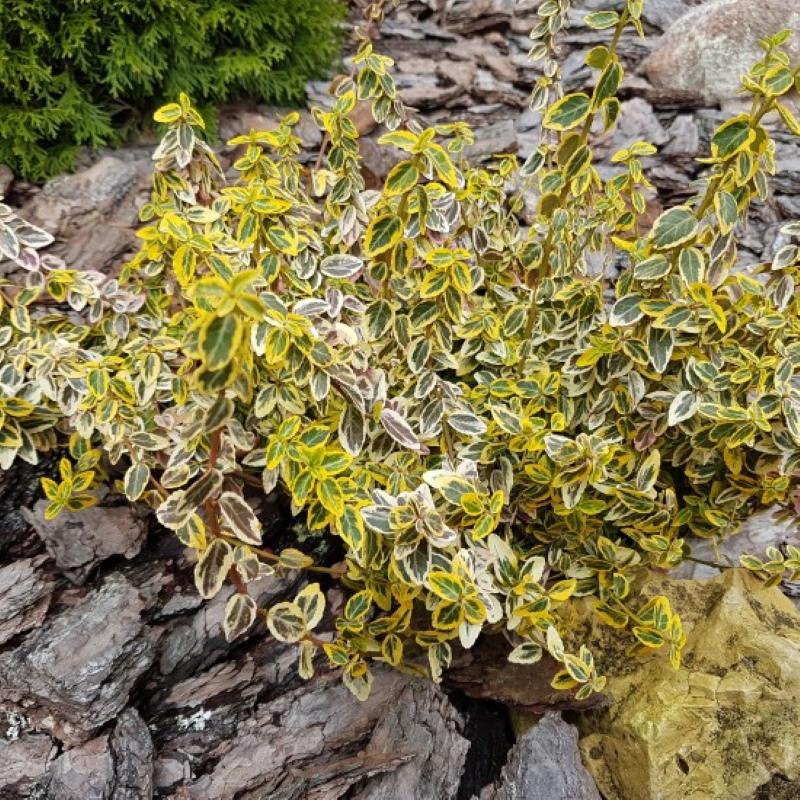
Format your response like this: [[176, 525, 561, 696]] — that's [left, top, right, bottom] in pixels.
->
[[123, 463, 150, 502], [266, 601, 306, 643], [380, 408, 421, 450], [610, 293, 644, 326], [652, 206, 697, 249], [508, 641, 544, 664], [339, 404, 366, 456], [223, 593, 257, 641], [546, 624, 565, 661], [194, 538, 234, 599], [447, 411, 487, 436], [668, 390, 699, 426], [219, 491, 262, 545], [295, 582, 325, 630], [156, 489, 194, 530], [320, 253, 363, 278]]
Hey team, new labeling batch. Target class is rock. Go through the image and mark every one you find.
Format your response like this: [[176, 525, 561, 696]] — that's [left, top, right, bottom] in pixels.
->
[[445, 0, 515, 34], [23, 157, 140, 236], [396, 57, 438, 75], [155, 572, 296, 680], [472, 70, 526, 107], [23, 499, 148, 584], [517, 108, 544, 159], [464, 120, 519, 160], [153, 757, 189, 792], [41, 733, 116, 800], [438, 59, 478, 90], [161, 657, 260, 711], [0, 454, 58, 559], [673, 507, 800, 601], [38, 708, 153, 800], [613, 98, 669, 148], [218, 108, 275, 143], [182, 668, 413, 798], [477, 713, 601, 800], [642, 0, 800, 104], [349, 682, 471, 800], [0, 165, 13, 198], [381, 18, 457, 42], [663, 114, 702, 156], [443, 37, 497, 63], [20, 155, 150, 273], [350, 100, 379, 138], [446, 635, 605, 713], [0, 734, 55, 797], [676, 507, 800, 579], [642, 0, 710, 31], [0, 556, 54, 646], [0, 573, 157, 745], [481, 51, 518, 83], [773, 140, 800, 196], [516, 107, 542, 133], [579, 570, 800, 800], [360, 133, 406, 186], [400, 82, 466, 110], [108, 708, 155, 800]]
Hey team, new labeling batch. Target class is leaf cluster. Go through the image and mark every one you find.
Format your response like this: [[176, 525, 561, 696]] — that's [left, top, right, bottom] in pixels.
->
[[1, 1, 799, 701]]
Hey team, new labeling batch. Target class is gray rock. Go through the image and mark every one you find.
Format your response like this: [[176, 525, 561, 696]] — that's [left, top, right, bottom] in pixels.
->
[[153, 757, 189, 792], [183, 668, 413, 799], [642, 0, 710, 31], [0, 556, 54, 646], [107, 708, 154, 800], [396, 57, 439, 75], [481, 51, 518, 83], [773, 140, 800, 195], [663, 114, 702, 156], [464, 120, 519, 160], [156, 572, 295, 679], [472, 70, 526, 107], [21, 155, 149, 272], [0, 734, 55, 797], [445, 0, 515, 33], [615, 98, 669, 147], [41, 734, 115, 800], [400, 82, 466, 110], [23, 499, 148, 584], [643, 0, 800, 104], [350, 682, 471, 800], [477, 713, 601, 800], [381, 18, 457, 42], [674, 507, 800, 600], [0, 574, 157, 745], [38, 708, 153, 800], [438, 59, 477, 90], [23, 157, 139, 236]]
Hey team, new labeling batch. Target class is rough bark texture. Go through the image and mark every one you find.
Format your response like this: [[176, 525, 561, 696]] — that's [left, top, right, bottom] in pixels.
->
[[0, 557, 54, 646], [22, 499, 147, 585], [476, 713, 602, 800], [2, 1, 800, 798]]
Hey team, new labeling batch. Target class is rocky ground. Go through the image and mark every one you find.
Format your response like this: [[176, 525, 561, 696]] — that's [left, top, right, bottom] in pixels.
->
[[2, 1, 800, 799]]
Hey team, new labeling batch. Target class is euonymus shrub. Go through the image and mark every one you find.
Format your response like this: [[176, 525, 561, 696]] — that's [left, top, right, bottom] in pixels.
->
[[1, 0, 800, 701]]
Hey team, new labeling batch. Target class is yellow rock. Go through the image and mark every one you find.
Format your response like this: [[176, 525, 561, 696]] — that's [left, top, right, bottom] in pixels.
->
[[578, 569, 800, 800]]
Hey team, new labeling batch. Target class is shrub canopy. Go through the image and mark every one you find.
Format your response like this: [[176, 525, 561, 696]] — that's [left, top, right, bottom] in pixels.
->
[[1, 0, 799, 700]]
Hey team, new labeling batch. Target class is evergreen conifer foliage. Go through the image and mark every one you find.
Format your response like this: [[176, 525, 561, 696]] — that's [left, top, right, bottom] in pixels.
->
[[0, 0, 345, 181]]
